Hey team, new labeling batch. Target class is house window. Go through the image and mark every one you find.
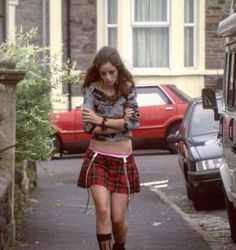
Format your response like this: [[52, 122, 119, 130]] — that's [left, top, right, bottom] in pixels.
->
[[132, 0, 169, 68], [184, 0, 195, 67], [0, 0, 5, 43], [107, 0, 117, 48]]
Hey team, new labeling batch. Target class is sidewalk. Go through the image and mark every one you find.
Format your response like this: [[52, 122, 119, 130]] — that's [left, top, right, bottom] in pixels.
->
[[16, 156, 212, 250]]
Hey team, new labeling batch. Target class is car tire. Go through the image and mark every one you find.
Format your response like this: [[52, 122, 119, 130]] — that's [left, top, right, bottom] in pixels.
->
[[225, 194, 236, 242], [50, 135, 62, 158], [192, 196, 203, 210], [167, 123, 180, 154], [186, 185, 191, 200], [190, 191, 206, 210]]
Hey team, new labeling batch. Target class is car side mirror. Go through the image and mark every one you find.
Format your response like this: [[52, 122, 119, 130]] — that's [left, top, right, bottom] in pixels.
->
[[202, 88, 220, 121], [167, 134, 182, 143]]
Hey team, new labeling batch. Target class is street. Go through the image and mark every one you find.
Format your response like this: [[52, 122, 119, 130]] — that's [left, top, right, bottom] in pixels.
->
[[16, 150, 236, 250]]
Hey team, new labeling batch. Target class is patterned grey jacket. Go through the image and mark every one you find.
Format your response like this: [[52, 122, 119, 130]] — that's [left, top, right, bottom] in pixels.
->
[[82, 82, 140, 142]]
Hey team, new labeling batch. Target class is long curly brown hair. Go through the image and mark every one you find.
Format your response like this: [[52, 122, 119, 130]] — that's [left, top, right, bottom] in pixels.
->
[[81, 46, 134, 98]]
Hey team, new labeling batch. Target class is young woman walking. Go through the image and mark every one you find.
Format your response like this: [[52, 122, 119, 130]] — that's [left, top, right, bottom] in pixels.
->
[[77, 46, 140, 250]]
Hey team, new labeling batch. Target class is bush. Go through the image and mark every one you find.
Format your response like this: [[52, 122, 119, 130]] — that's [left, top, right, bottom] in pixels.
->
[[0, 28, 79, 231], [0, 28, 78, 166]]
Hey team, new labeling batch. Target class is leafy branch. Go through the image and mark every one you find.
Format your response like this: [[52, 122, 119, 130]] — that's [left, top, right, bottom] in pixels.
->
[[0, 28, 79, 166]]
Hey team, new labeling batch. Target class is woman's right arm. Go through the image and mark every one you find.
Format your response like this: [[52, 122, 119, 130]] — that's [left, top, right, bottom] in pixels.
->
[[82, 83, 138, 135], [82, 107, 134, 135], [82, 84, 121, 134]]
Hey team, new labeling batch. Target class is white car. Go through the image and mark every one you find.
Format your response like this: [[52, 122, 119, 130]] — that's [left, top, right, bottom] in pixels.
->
[[202, 11, 236, 243]]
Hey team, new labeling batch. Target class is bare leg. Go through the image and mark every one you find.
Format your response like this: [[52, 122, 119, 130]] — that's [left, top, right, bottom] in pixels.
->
[[90, 185, 112, 250], [111, 193, 128, 248]]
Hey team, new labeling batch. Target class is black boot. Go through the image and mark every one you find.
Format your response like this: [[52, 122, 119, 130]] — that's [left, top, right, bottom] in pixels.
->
[[97, 233, 112, 250], [112, 242, 125, 250]]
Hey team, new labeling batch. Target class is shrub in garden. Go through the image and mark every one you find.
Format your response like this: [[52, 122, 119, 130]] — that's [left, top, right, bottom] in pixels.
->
[[0, 28, 78, 163], [0, 28, 78, 227]]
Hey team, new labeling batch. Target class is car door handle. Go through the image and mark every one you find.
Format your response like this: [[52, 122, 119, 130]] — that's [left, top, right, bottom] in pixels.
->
[[229, 118, 234, 141], [165, 107, 174, 111], [218, 116, 223, 138]]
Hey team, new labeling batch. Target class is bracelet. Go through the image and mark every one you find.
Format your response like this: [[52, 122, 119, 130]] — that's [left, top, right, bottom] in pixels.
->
[[101, 117, 107, 131]]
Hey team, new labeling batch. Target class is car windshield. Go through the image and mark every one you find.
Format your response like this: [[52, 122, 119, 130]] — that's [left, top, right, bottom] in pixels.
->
[[189, 101, 220, 136]]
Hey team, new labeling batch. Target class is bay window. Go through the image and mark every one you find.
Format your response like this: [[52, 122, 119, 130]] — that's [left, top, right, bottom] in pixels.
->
[[102, 0, 199, 71]]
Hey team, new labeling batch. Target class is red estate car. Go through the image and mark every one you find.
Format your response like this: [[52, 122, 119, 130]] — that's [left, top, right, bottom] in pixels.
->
[[50, 84, 191, 156]]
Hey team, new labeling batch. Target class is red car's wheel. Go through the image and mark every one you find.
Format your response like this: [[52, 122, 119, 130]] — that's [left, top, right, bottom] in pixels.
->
[[50, 135, 62, 158], [167, 123, 180, 154]]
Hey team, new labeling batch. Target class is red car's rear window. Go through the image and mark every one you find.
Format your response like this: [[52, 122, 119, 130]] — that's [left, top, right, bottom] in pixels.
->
[[167, 85, 192, 103]]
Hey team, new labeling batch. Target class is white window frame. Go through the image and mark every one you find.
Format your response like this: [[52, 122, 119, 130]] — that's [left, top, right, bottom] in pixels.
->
[[131, 0, 171, 69], [105, 0, 118, 47], [131, 0, 170, 26], [184, 0, 196, 68]]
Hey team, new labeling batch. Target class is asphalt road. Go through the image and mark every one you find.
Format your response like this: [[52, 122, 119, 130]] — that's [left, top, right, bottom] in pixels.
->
[[15, 150, 236, 250]]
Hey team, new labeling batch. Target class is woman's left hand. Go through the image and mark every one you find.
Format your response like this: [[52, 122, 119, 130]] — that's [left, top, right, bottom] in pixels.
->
[[82, 108, 102, 125]]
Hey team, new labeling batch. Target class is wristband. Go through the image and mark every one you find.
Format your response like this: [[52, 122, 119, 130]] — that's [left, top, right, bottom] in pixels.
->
[[101, 117, 107, 131]]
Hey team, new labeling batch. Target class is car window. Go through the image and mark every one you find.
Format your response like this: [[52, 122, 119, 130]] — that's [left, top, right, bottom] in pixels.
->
[[189, 101, 220, 136], [168, 85, 192, 103], [136, 86, 168, 106], [137, 93, 166, 106]]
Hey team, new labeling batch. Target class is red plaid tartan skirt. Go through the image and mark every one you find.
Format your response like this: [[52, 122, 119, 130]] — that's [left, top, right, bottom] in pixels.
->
[[77, 148, 140, 194]]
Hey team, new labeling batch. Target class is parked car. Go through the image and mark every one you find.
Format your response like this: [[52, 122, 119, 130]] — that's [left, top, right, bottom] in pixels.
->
[[167, 96, 224, 210], [50, 84, 191, 156], [201, 11, 236, 242]]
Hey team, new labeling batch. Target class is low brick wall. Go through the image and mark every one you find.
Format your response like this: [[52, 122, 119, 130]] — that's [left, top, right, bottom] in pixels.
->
[[0, 63, 25, 249], [0, 174, 12, 250]]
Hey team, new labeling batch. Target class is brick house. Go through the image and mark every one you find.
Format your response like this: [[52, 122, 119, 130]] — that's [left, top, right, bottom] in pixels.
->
[[2, 0, 234, 110]]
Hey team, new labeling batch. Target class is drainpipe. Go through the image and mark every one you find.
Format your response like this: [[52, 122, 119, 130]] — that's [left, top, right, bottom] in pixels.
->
[[231, 0, 236, 14], [67, 0, 72, 111], [41, 0, 47, 49]]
